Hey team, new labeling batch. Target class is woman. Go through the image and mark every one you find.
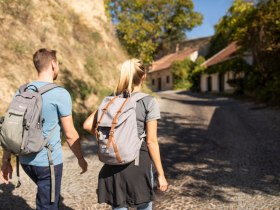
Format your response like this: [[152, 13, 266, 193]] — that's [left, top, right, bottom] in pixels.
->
[[83, 58, 168, 210]]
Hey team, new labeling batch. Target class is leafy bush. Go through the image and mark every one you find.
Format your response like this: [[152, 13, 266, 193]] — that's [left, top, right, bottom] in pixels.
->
[[171, 59, 193, 90], [189, 56, 205, 91], [171, 56, 205, 91]]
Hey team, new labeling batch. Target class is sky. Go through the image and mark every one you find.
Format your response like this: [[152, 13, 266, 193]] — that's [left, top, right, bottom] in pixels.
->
[[187, 0, 233, 39]]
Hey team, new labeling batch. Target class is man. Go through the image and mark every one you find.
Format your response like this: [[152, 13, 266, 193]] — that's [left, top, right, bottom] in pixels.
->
[[0, 48, 88, 209]]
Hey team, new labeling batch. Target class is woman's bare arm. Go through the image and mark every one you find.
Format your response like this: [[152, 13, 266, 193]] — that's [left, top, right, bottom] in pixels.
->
[[83, 111, 97, 134], [146, 120, 168, 191]]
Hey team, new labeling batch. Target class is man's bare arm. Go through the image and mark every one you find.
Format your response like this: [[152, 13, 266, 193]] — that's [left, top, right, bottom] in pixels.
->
[[60, 115, 88, 174]]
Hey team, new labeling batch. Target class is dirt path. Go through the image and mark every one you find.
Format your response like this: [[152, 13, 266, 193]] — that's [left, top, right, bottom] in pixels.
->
[[0, 90, 279, 210], [154, 90, 280, 209]]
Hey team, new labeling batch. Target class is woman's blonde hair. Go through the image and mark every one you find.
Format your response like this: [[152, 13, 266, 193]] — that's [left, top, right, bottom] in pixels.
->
[[114, 58, 146, 96]]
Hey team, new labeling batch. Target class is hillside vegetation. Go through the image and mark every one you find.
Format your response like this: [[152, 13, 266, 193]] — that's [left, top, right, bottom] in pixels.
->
[[0, 0, 127, 128]]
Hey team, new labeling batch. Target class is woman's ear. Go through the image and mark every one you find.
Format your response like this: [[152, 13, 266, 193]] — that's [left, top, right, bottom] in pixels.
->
[[141, 74, 147, 85], [142, 74, 147, 81]]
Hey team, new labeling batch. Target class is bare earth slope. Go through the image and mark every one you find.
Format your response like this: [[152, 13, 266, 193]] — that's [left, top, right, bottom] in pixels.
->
[[0, 0, 126, 115]]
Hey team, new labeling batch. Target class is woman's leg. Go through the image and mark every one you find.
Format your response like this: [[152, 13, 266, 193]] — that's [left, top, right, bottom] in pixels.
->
[[137, 202, 153, 210], [135, 164, 154, 210]]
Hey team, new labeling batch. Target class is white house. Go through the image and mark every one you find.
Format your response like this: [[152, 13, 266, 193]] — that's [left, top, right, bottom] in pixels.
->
[[200, 42, 249, 93], [148, 48, 198, 91]]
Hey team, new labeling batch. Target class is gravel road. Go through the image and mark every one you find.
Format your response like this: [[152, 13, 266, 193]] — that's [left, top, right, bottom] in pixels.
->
[[0, 90, 279, 210]]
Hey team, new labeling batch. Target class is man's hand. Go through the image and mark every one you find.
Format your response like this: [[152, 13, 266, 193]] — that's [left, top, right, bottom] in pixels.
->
[[0, 160, 13, 184], [78, 157, 88, 174]]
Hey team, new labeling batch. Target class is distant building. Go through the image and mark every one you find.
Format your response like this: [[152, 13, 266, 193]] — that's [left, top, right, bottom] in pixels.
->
[[149, 48, 198, 91], [200, 42, 253, 93], [148, 36, 211, 92]]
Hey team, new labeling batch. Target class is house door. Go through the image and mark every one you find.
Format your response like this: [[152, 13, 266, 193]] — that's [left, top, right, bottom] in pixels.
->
[[158, 78, 162, 91], [207, 76, 212, 92], [218, 73, 225, 92]]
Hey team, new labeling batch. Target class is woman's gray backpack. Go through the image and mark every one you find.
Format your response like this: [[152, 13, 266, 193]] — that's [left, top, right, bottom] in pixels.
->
[[95, 92, 148, 166], [0, 83, 59, 203]]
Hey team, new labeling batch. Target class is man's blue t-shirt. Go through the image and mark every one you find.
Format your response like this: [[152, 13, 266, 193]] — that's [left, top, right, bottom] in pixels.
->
[[19, 81, 72, 167]]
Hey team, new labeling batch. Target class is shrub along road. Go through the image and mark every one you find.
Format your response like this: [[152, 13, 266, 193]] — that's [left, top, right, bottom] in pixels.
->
[[0, 90, 279, 209]]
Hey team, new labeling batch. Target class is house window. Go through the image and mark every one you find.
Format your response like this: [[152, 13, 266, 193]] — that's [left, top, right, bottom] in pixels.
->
[[152, 79, 155, 85], [166, 76, 170, 84]]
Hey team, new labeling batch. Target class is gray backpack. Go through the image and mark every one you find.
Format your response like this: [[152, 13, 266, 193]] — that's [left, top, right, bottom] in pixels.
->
[[95, 92, 148, 166], [0, 83, 59, 203]]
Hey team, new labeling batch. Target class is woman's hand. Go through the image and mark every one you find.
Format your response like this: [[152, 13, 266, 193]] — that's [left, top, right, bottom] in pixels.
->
[[157, 175, 168, 192]]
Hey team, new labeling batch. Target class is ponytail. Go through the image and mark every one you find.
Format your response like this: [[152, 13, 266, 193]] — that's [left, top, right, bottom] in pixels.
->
[[114, 58, 146, 96]]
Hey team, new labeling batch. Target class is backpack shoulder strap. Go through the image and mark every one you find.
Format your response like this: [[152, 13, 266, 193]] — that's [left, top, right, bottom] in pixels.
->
[[131, 92, 149, 102], [18, 83, 28, 94], [38, 83, 60, 95]]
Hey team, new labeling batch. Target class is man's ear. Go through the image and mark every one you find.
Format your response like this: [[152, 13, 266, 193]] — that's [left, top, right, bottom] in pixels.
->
[[51, 60, 57, 71]]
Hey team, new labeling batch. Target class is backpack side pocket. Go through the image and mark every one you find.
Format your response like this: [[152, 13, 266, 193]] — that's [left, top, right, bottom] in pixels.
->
[[0, 109, 26, 155]]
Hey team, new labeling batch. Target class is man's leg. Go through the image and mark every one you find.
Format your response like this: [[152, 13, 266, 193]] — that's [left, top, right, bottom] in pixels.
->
[[22, 163, 63, 210], [21, 164, 38, 183]]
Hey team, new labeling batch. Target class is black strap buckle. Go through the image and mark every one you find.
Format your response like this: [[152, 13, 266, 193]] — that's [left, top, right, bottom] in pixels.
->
[[0, 116, 4, 124]]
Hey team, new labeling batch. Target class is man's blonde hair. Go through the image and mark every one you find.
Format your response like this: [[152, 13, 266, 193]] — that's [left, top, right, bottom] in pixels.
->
[[114, 58, 146, 96]]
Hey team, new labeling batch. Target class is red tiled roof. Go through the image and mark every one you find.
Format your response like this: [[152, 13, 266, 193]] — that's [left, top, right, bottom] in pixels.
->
[[150, 48, 198, 72], [202, 42, 239, 67]]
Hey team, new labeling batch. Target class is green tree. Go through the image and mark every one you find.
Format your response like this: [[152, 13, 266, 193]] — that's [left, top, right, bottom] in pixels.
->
[[240, 0, 280, 102], [107, 0, 203, 63], [241, 0, 280, 78], [208, 0, 280, 103], [207, 0, 254, 57]]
